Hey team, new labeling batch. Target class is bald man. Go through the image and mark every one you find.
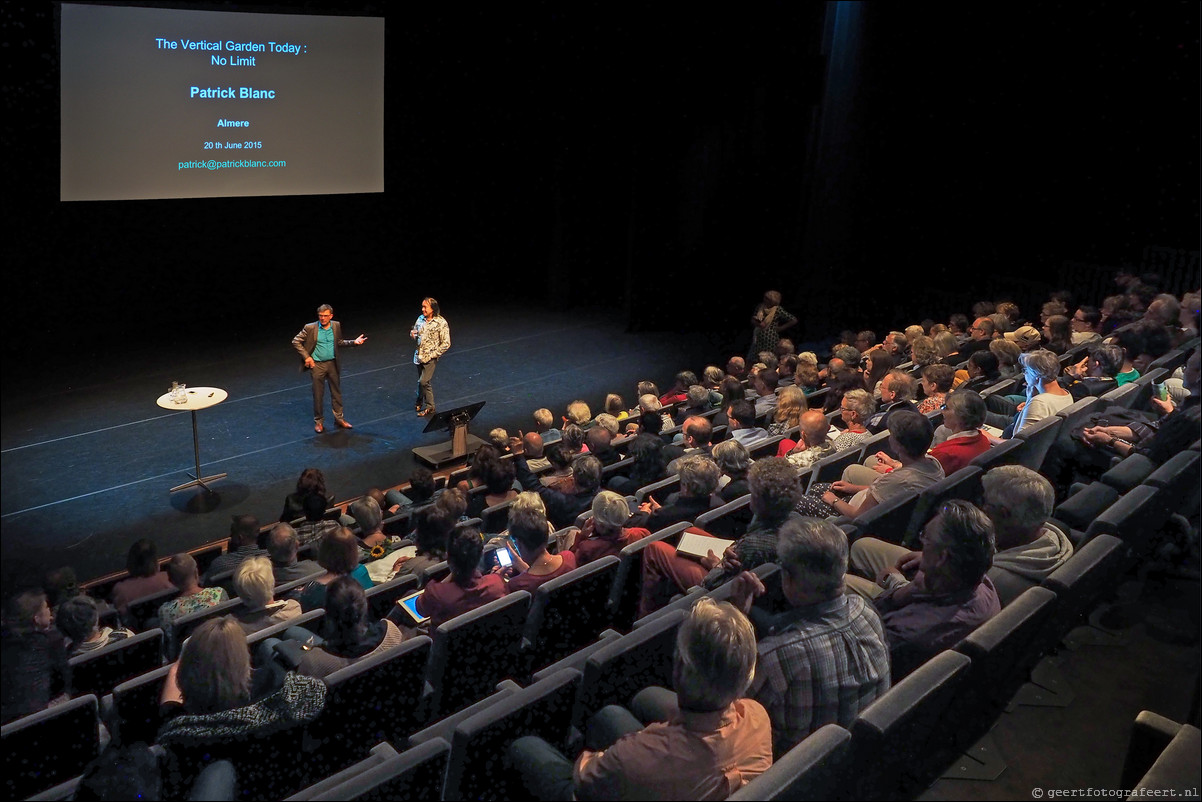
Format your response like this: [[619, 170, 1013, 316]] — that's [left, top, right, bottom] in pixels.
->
[[783, 409, 838, 471]]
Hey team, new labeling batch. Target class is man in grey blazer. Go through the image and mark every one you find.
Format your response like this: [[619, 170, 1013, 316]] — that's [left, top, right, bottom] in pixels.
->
[[292, 303, 367, 433]]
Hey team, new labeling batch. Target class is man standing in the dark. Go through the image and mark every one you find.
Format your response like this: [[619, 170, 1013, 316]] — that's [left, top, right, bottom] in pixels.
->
[[292, 304, 367, 433]]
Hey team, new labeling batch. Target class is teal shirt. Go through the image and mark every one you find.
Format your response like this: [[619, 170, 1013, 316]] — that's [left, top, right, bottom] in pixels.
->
[[312, 322, 335, 362], [1115, 368, 1140, 386]]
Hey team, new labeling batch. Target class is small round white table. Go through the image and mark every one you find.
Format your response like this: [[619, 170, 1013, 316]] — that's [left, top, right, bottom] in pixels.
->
[[156, 386, 229, 492]]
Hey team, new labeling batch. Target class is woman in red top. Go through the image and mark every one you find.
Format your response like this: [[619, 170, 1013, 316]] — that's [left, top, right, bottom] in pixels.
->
[[503, 508, 577, 595], [928, 389, 993, 474], [416, 527, 506, 631], [572, 491, 650, 565]]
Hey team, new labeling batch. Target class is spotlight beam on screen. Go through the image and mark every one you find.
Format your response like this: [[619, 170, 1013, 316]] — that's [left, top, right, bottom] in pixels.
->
[[60, 3, 384, 201]]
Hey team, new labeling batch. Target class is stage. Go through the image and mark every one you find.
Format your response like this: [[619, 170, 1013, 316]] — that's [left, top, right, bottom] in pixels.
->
[[0, 305, 727, 587]]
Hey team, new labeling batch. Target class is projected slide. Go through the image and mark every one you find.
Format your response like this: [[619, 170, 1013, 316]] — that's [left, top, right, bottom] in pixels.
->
[[61, 4, 384, 201]]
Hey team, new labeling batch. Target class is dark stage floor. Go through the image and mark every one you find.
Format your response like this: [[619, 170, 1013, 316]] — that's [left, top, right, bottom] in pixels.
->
[[1, 306, 729, 586]]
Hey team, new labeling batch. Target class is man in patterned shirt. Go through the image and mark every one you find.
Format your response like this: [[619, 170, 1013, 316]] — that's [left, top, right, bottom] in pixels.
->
[[728, 516, 891, 756]]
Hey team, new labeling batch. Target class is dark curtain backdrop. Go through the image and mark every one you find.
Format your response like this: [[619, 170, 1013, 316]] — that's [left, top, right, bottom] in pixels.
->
[[3, 2, 1196, 375]]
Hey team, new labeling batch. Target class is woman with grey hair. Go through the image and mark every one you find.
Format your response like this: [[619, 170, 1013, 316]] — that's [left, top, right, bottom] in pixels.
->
[[571, 490, 651, 565], [990, 339, 1022, 380], [833, 389, 874, 453], [1011, 349, 1073, 436], [909, 335, 939, 368], [712, 439, 752, 501], [639, 455, 721, 530]]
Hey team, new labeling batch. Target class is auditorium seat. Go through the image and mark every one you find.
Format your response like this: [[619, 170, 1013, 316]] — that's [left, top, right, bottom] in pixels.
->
[[1100, 453, 1160, 494], [1120, 711, 1202, 794], [480, 498, 515, 534], [634, 473, 682, 504], [1144, 449, 1202, 522], [2, 694, 101, 800], [274, 569, 326, 601], [288, 739, 450, 802], [246, 608, 325, 661], [1012, 413, 1065, 473], [416, 560, 450, 587], [692, 493, 753, 539], [808, 446, 867, 490], [68, 627, 164, 700], [574, 609, 685, 732], [522, 556, 622, 672], [967, 437, 1025, 471], [606, 522, 690, 632], [407, 681, 523, 749], [949, 587, 1058, 761], [124, 585, 180, 630], [306, 636, 434, 780], [848, 650, 972, 800], [903, 465, 984, 546], [728, 723, 852, 802], [364, 573, 420, 623], [837, 489, 920, 546], [442, 668, 581, 801], [1054, 481, 1121, 537], [1083, 484, 1167, 559], [424, 591, 532, 718], [748, 434, 787, 459], [109, 663, 171, 746], [167, 595, 244, 660]]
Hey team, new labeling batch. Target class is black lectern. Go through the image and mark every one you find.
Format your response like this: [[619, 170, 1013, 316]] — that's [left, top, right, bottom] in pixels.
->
[[412, 401, 487, 468]]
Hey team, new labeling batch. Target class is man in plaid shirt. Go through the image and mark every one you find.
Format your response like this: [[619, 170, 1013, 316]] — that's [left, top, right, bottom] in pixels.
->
[[729, 516, 891, 756]]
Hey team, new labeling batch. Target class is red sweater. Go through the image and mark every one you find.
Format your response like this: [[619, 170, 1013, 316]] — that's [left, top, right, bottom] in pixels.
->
[[930, 431, 992, 475]]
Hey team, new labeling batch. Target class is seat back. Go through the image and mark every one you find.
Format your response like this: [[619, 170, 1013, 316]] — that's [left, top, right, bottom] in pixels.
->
[[903, 466, 984, 546], [953, 587, 1057, 731], [849, 650, 971, 800], [443, 669, 581, 802], [843, 490, 920, 546], [169, 596, 244, 660], [480, 499, 515, 534], [608, 522, 690, 632], [808, 447, 866, 490], [967, 437, 1025, 471], [298, 738, 451, 801], [2, 694, 100, 800], [692, 494, 753, 539], [364, 573, 421, 623], [68, 628, 164, 700], [1146, 450, 1202, 520], [1083, 484, 1166, 558], [416, 561, 450, 587], [308, 636, 434, 779], [575, 609, 686, 728], [381, 510, 413, 537], [749, 435, 787, 459], [124, 585, 181, 630], [728, 723, 852, 802], [635, 474, 682, 504], [1039, 534, 1125, 653], [425, 591, 532, 717], [110, 664, 171, 746], [1013, 414, 1065, 472], [979, 377, 1017, 398], [247, 609, 326, 661], [1052, 396, 1106, 454], [1098, 381, 1141, 410], [523, 557, 621, 671]]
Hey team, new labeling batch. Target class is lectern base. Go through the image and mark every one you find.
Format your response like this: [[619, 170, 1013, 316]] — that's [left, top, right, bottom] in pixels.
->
[[412, 434, 486, 468]]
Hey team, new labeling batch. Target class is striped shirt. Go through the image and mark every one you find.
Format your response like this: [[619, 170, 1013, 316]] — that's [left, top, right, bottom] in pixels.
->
[[750, 593, 891, 756]]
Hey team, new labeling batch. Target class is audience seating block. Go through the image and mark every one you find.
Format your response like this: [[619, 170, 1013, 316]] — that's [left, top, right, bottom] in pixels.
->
[[522, 556, 622, 672], [2, 694, 101, 800]]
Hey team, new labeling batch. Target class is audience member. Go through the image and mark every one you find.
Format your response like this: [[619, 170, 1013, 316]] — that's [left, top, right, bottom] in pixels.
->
[[385, 466, 440, 513], [1, 588, 70, 723], [639, 458, 802, 616], [954, 350, 1001, 392], [295, 576, 405, 679], [800, 410, 942, 519], [916, 363, 955, 415], [1042, 315, 1073, 355], [990, 338, 1022, 379], [394, 505, 454, 580], [833, 389, 874, 452], [159, 553, 229, 654], [751, 370, 781, 418], [584, 426, 623, 467], [1070, 306, 1103, 345], [572, 491, 651, 565], [608, 433, 667, 496], [533, 407, 562, 445], [231, 556, 302, 636], [727, 400, 772, 449], [638, 455, 721, 530], [863, 350, 895, 398], [750, 289, 798, 359], [926, 389, 993, 474], [782, 408, 837, 471], [865, 370, 918, 433], [415, 527, 507, 631], [279, 467, 331, 523], [110, 538, 174, 615], [565, 400, 594, 430], [767, 385, 806, 435], [267, 523, 323, 585], [1060, 343, 1123, 400], [712, 439, 753, 502], [56, 595, 134, 656], [959, 317, 996, 358], [846, 500, 1000, 679], [980, 466, 1073, 605], [1010, 350, 1074, 436], [909, 335, 939, 368], [666, 415, 715, 472], [204, 515, 269, 583], [348, 495, 389, 550], [298, 528, 373, 612], [510, 596, 771, 801], [502, 506, 578, 595], [727, 517, 890, 755]]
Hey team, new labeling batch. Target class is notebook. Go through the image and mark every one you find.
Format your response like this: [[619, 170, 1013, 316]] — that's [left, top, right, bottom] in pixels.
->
[[675, 532, 736, 561]]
